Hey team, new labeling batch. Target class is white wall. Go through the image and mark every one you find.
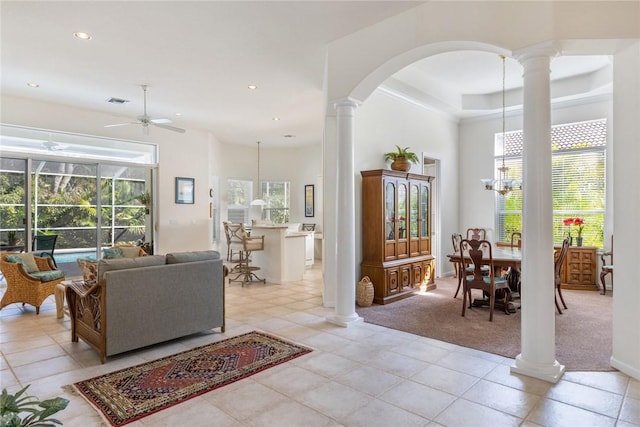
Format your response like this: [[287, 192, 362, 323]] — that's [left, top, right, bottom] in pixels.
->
[[1, 95, 222, 254], [354, 89, 459, 277]]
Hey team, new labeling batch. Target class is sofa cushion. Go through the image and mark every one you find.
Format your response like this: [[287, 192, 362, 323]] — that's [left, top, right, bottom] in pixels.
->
[[98, 255, 166, 281], [5, 253, 39, 273], [165, 251, 221, 264], [77, 258, 99, 285], [29, 270, 65, 282], [103, 248, 124, 259]]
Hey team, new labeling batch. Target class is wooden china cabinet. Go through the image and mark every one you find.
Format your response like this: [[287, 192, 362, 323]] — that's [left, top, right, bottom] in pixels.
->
[[361, 169, 436, 304]]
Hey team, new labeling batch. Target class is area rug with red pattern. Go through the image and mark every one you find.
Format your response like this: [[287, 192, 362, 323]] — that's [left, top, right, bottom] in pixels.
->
[[71, 331, 312, 426]]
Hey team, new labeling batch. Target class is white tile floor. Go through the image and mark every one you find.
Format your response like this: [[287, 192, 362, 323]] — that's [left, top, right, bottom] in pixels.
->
[[1, 263, 639, 426]]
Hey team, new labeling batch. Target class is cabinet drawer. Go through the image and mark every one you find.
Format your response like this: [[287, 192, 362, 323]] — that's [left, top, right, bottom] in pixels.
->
[[387, 268, 400, 295]]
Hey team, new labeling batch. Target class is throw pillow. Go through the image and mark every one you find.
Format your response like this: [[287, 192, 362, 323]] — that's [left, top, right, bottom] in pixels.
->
[[7, 253, 40, 273], [77, 258, 98, 285], [103, 248, 124, 259], [118, 246, 142, 258]]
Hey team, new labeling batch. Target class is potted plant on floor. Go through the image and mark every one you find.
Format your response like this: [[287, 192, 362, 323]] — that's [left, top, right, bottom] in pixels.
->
[[0, 385, 69, 426], [384, 145, 420, 172]]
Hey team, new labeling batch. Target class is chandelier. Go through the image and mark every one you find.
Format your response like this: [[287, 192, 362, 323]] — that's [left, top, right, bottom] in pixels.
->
[[250, 141, 267, 206], [481, 55, 522, 196]]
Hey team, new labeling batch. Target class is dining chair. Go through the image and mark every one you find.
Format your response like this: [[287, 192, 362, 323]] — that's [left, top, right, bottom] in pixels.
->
[[510, 232, 522, 249], [460, 238, 511, 321], [451, 233, 463, 296], [32, 234, 58, 267], [452, 233, 490, 299], [554, 236, 571, 314], [505, 232, 522, 293], [600, 234, 613, 295]]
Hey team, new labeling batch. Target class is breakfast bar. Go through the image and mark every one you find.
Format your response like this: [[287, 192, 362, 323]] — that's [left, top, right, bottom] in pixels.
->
[[250, 225, 306, 284]]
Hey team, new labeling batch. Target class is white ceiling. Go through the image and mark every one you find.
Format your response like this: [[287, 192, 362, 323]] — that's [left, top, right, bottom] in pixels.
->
[[1, 2, 612, 148]]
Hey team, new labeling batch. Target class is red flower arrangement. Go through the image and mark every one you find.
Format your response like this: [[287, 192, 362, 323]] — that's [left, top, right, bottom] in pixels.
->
[[573, 217, 585, 237], [563, 217, 585, 237]]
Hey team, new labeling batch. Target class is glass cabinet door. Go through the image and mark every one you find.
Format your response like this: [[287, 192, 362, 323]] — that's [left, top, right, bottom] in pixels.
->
[[420, 183, 429, 238], [397, 183, 407, 239], [410, 184, 419, 238], [384, 181, 395, 240]]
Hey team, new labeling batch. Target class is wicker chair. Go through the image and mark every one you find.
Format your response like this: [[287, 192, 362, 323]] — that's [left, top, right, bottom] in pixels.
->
[[0, 252, 66, 314]]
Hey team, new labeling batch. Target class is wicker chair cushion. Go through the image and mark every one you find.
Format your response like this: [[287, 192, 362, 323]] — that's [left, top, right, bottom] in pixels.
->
[[77, 258, 99, 285], [28, 270, 65, 282], [103, 248, 124, 259], [5, 253, 39, 273]]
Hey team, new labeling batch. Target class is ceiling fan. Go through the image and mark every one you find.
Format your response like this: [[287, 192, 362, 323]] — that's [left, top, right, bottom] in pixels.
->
[[104, 85, 186, 134]]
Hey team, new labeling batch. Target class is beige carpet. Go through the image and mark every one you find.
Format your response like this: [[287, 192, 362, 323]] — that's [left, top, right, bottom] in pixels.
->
[[356, 276, 613, 371]]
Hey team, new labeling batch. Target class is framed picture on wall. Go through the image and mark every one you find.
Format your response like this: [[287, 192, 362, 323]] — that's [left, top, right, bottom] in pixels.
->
[[175, 177, 195, 204], [305, 184, 314, 217]]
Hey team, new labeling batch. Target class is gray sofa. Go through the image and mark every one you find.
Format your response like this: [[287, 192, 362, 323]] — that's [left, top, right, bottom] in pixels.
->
[[67, 250, 225, 363]]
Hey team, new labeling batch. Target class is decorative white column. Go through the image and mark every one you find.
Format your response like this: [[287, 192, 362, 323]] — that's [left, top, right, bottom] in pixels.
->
[[511, 45, 564, 383], [326, 98, 362, 327]]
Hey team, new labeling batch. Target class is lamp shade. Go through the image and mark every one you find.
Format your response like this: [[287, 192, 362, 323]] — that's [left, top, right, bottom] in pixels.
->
[[250, 199, 267, 206]]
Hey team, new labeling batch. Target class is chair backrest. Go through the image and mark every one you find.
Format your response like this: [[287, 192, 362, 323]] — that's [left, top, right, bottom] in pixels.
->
[[451, 233, 462, 252], [554, 237, 571, 285], [466, 228, 487, 241], [224, 222, 245, 246], [510, 232, 522, 249], [460, 238, 495, 283], [32, 234, 57, 255], [302, 223, 316, 231]]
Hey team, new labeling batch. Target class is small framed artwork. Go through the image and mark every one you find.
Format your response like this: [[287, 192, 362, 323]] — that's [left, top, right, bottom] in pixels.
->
[[305, 184, 314, 217], [175, 177, 195, 204]]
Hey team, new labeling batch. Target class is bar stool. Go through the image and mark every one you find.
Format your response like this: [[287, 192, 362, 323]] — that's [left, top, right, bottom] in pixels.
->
[[228, 223, 266, 286]]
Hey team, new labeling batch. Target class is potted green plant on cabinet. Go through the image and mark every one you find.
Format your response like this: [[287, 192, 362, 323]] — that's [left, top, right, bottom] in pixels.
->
[[384, 145, 420, 172]]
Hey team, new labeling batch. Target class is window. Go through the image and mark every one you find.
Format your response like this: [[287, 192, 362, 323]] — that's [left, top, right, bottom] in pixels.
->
[[496, 119, 606, 247], [227, 179, 252, 224], [261, 180, 290, 224]]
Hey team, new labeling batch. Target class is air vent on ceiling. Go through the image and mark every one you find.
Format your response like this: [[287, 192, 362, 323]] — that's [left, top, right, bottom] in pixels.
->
[[107, 97, 130, 104]]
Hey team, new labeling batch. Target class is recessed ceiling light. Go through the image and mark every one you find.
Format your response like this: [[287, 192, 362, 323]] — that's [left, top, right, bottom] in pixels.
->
[[284, 134, 296, 138], [175, 112, 182, 116], [27, 82, 39, 88], [248, 85, 258, 90], [272, 117, 280, 121], [73, 32, 92, 40]]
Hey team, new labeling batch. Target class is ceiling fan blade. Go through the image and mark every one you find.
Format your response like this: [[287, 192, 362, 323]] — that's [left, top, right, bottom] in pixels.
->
[[150, 118, 172, 124], [104, 122, 138, 128], [152, 123, 186, 134]]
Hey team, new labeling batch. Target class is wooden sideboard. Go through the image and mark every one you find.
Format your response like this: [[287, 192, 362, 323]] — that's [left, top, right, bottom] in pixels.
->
[[555, 245, 598, 291]]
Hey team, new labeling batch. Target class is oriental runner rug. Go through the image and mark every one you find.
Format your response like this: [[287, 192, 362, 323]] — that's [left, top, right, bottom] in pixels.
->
[[71, 331, 312, 426]]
